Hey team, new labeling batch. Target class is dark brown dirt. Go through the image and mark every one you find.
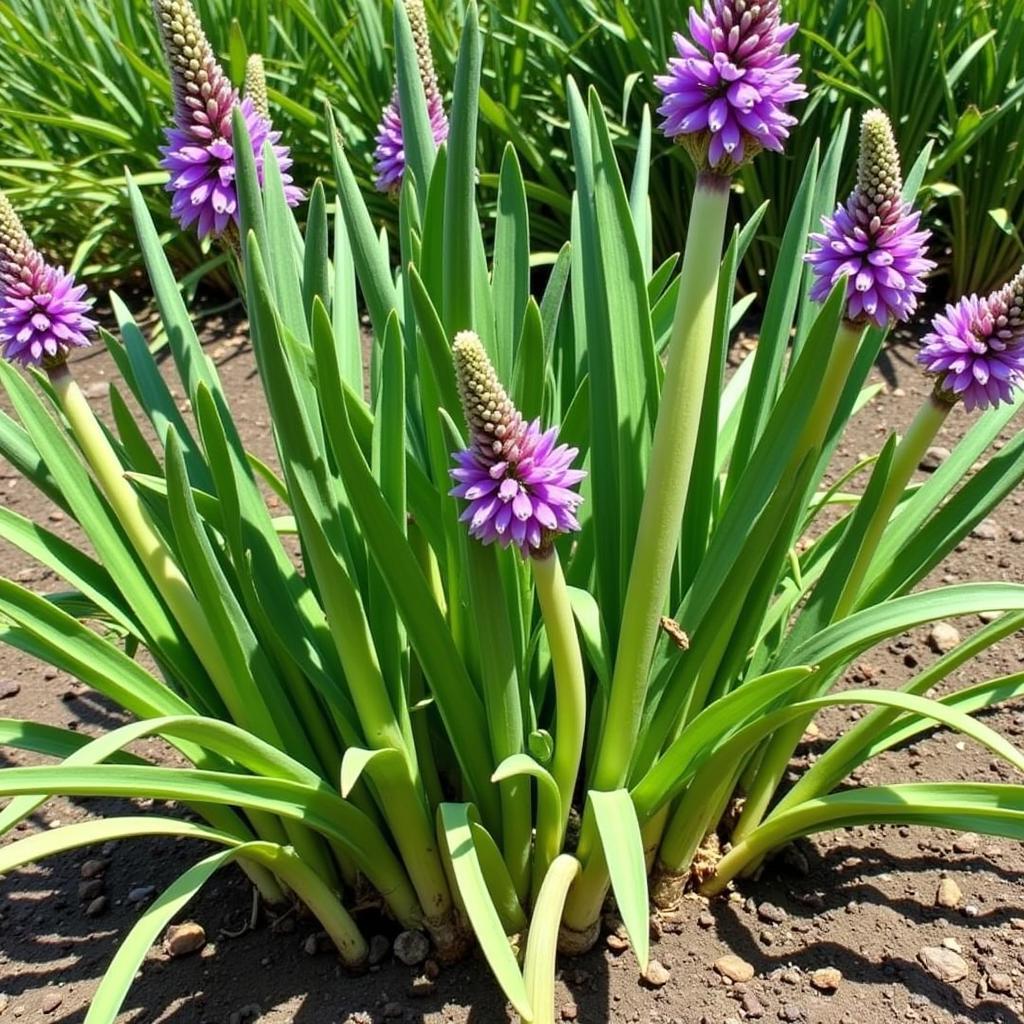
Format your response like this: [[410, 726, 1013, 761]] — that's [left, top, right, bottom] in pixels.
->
[[1, 304, 1023, 1024]]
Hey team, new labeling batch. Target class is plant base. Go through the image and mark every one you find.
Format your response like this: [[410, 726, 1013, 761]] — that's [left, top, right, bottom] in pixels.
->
[[557, 918, 601, 955]]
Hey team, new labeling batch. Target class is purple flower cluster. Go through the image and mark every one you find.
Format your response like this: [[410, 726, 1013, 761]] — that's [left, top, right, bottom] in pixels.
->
[[654, 0, 807, 173], [449, 332, 585, 557], [373, 0, 449, 193], [918, 266, 1024, 412], [806, 109, 934, 328], [152, 0, 301, 239], [0, 192, 94, 367]]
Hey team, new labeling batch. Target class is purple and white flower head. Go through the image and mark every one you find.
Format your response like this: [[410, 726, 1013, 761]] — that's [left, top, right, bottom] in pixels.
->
[[449, 332, 585, 558], [0, 191, 95, 367], [152, 0, 301, 239], [806, 109, 935, 328], [373, 0, 450, 194], [917, 266, 1024, 412], [654, 0, 807, 174]]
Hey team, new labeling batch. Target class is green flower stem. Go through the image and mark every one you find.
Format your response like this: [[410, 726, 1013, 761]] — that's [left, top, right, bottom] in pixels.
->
[[831, 390, 954, 620], [591, 172, 732, 794], [727, 319, 872, 849], [532, 548, 586, 839], [49, 364, 278, 743], [466, 541, 532, 903]]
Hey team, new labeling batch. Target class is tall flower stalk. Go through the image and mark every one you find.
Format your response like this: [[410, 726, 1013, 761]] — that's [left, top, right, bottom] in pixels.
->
[[450, 332, 586, 900], [562, 0, 806, 940], [590, 0, 807, 799]]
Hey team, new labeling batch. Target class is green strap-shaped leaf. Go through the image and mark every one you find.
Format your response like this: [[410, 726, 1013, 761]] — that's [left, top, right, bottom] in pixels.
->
[[522, 854, 580, 1024], [86, 841, 366, 1024], [438, 803, 532, 1019], [589, 790, 649, 972]]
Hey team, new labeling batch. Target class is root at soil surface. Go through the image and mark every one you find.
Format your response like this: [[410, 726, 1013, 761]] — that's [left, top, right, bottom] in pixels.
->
[[425, 910, 473, 965], [557, 918, 601, 955], [649, 865, 688, 911]]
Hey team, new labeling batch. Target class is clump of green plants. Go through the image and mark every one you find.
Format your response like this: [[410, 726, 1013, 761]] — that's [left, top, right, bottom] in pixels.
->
[[1, 2, 1024, 1023]]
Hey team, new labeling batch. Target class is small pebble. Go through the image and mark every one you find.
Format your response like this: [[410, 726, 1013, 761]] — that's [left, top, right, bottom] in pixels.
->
[[41, 994, 62, 1015], [561, 1002, 578, 1021], [643, 960, 671, 988], [927, 622, 961, 654], [936, 878, 963, 908], [971, 519, 999, 540], [393, 929, 430, 966], [810, 967, 842, 992], [164, 922, 206, 958], [85, 896, 107, 918], [919, 446, 950, 471], [918, 946, 969, 983], [0, 682, 20, 700], [715, 954, 755, 983]]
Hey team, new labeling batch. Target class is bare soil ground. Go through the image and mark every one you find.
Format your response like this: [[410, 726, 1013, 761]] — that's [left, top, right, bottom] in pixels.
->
[[1, 303, 1023, 1024]]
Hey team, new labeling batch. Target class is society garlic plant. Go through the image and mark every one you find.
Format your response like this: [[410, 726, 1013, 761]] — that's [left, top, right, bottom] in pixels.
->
[[1, 1, 1024, 1022]]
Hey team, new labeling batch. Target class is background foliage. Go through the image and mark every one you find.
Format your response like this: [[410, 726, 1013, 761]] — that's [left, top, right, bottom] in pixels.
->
[[0, 0, 1021, 293]]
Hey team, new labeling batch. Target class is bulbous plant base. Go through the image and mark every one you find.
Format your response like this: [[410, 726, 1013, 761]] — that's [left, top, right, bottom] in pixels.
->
[[426, 910, 473, 965], [649, 864, 688, 911], [557, 918, 601, 956], [651, 831, 725, 910]]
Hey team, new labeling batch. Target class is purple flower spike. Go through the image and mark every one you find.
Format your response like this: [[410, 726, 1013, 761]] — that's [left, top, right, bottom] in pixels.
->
[[449, 332, 585, 557], [152, 0, 301, 239], [654, 0, 807, 174], [806, 109, 935, 328], [918, 266, 1024, 412], [0, 192, 95, 367], [373, 0, 449, 194]]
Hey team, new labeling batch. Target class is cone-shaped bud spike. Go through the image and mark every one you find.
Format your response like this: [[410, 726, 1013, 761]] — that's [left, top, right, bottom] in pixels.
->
[[450, 332, 585, 557], [244, 53, 270, 121], [152, 0, 301, 238], [807, 108, 934, 328]]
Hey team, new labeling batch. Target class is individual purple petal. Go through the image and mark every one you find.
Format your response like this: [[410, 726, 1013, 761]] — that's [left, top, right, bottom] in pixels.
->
[[918, 266, 1024, 412], [153, 0, 302, 239], [806, 109, 935, 328], [449, 332, 585, 558], [655, 0, 807, 174]]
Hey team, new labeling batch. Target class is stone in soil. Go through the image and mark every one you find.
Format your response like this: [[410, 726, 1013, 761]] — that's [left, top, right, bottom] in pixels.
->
[[79, 858, 106, 879], [757, 901, 787, 924], [393, 929, 430, 966], [987, 972, 1013, 993], [78, 878, 104, 901], [927, 621, 961, 654], [40, 993, 62, 1015], [936, 877, 963, 908], [810, 967, 842, 992], [561, 1002, 579, 1020], [0, 682, 20, 700], [163, 921, 207, 958], [779, 1004, 804, 1022], [919, 446, 950, 470], [714, 954, 755, 983], [741, 991, 765, 1018], [918, 945, 969, 982], [971, 519, 999, 540], [642, 960, 671, 988], [127, 884, 156, 904], [85, 896, 107, 918]]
